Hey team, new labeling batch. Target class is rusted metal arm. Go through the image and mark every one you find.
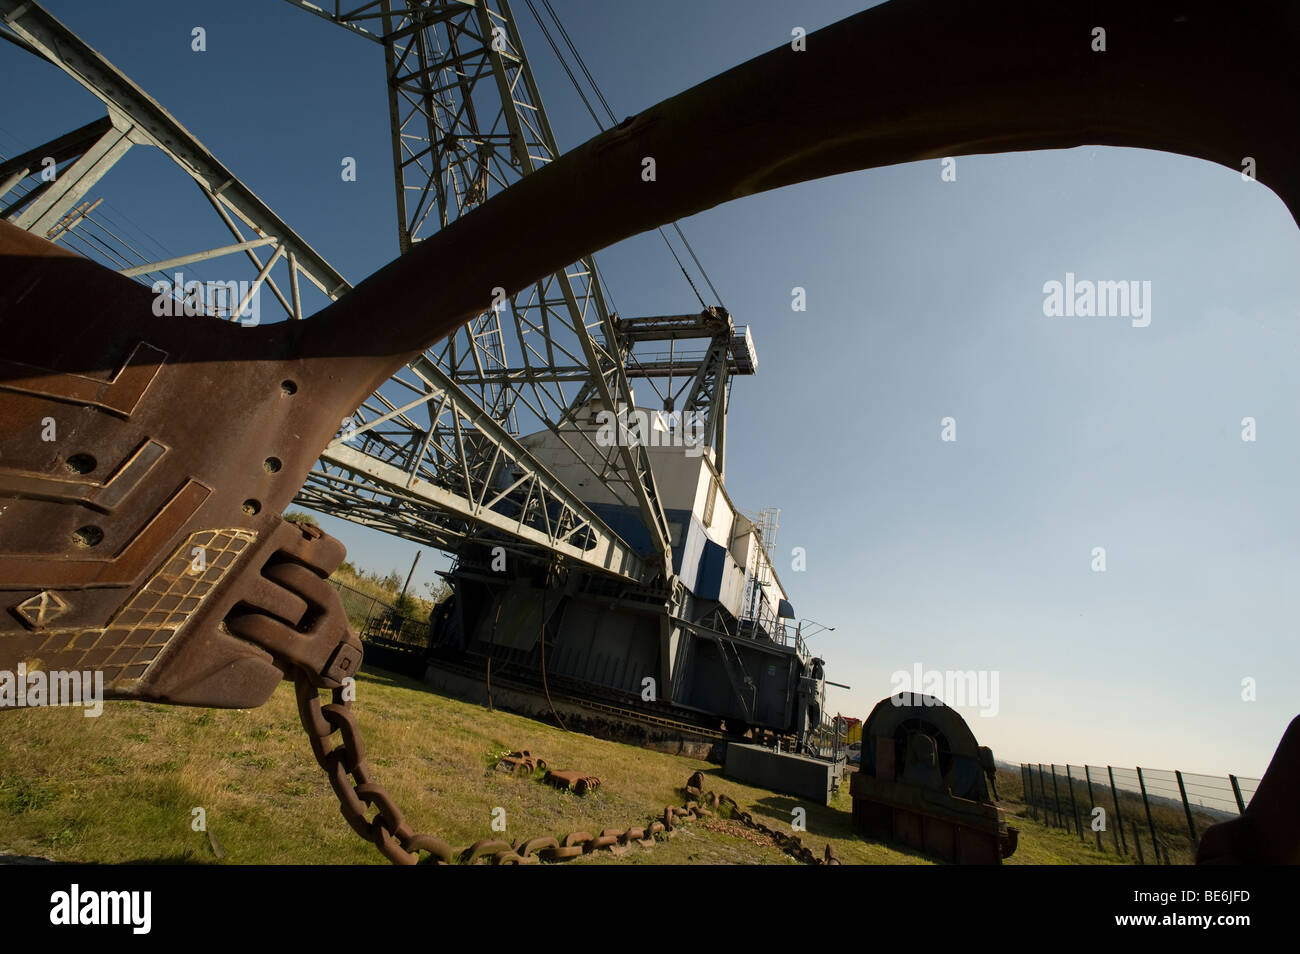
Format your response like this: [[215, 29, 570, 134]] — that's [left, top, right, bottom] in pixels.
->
[[313, 0, 1299, 373]]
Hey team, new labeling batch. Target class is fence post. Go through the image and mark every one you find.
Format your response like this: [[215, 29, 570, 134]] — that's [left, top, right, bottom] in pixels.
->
[[1049, 764, 1064, 829], [1038, 764, 1049, 824], [1084, 766, 1103, 852], [1136, 767, 1162, 864], [1066, 765, 1083, 840], [1133, 822, 1145, 864], [1228, 774, 1247, 814], [1022, 765, 1035, 819], [1174, 770, 1198, 850], [1108, 766, 1127, 854]]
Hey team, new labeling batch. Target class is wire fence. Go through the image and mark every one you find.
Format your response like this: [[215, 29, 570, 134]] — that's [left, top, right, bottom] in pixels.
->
[[327, 579, 428, 646], [1019, 762, 1260, 864]]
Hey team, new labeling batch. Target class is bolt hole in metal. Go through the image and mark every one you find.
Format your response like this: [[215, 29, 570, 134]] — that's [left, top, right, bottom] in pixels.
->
[[64, 453, 96, 475], [242, 499, 261, 515], [264, 457, 282, 473], [73, 525, 104, 547], [280, 379, 297, 395]]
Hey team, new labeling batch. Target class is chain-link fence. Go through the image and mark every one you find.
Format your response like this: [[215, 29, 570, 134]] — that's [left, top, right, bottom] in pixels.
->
[[1020, 762, 1260, 864], [328, 578, 431, 677], [327, 579, 428, 646]]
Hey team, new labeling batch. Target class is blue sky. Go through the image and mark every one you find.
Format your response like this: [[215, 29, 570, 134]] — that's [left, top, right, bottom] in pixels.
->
[[6, 0, 1298, 778]]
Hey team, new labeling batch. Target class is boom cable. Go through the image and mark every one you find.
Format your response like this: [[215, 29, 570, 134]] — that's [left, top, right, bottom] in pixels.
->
[[522, 0, 727, 312]]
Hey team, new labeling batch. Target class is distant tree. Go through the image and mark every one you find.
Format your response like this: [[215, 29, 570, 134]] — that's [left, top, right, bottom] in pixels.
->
[[380, 570, 403, 593], [392, 592, 418, 619], [425, 578, 452, 605]]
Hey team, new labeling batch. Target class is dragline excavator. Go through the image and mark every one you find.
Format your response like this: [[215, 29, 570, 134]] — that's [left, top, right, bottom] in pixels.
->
[[1, 0, 1297, 863]]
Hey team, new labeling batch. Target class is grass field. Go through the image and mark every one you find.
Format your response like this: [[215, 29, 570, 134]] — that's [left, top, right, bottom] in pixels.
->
[[0, 666, 1128, 865]]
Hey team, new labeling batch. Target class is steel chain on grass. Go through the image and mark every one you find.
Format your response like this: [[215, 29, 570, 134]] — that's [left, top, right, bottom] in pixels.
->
[[294, 671, 456, 864], [292, 669, 841, 866]]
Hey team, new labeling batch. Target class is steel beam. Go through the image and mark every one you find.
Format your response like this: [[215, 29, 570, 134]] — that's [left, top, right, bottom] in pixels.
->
[[314, 352, 645, 579], [6, 112, 136, 233], [0, 0, 650, 577], [0, 114, 115, 199], [287, 0, 679, 581], [117, 238, 279, 279], [476, 0, 673, 576], [0, 0, 350, 301]]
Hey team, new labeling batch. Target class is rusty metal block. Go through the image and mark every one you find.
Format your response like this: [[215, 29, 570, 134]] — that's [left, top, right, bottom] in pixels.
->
[[544, 769, 600, 795], [494, 750, 547, 775]]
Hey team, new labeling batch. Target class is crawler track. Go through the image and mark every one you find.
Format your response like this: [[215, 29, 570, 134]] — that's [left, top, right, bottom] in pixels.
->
[[362, 635, 779, 744]]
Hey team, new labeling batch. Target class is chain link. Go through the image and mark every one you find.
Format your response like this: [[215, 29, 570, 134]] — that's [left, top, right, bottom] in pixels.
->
[[290, 668, 841, 866], [268, 529, 838, 866], [294, 672, 452, 864]]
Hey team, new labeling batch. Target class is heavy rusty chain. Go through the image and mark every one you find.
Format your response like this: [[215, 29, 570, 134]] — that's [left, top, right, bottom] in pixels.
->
[[291, 669, 841, 866], [254, 527, 837, 865], [293, 671, 456, 864]]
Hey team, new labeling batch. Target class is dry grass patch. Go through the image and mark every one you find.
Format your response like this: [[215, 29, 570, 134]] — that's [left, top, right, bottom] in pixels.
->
[[2, 667, 1118, 865]]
